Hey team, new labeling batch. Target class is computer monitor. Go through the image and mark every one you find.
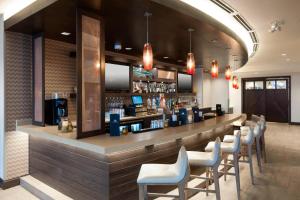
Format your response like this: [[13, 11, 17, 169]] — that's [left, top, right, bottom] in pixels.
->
[[131, 95, 143, 106]]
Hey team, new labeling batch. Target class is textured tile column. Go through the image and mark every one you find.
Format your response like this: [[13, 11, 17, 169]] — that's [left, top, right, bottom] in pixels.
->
[[0, 14, 5, 180]]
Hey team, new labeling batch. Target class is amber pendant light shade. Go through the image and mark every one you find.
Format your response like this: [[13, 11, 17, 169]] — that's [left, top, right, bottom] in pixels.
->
[[187, 52, 195, 75], [232, 75, 239, 89], [225, 65, 232, 80], [143, 43, 153, 71], [211, 60, 219, 78], [143, 12, 153, 71]]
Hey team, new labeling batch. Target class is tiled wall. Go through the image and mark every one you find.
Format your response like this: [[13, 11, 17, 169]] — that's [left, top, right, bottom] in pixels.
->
[[4, 32, 32, 180], [45, 39, 76, 120], [4, 33, 76, 180], [5, 32, 32, 132]]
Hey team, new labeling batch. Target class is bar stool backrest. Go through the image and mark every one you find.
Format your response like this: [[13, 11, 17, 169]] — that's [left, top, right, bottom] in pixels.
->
[[232, 131, 241, 152], [253, 122, 261, 137], [174, 146, 189, 181], [212, 137, 221, 164], [245, 126, 254, 144]]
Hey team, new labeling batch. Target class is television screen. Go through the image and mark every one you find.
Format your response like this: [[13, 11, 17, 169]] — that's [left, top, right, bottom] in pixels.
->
[[178, 73, 192, 92], [105, 63, 130, 91], [131, 95, 143, 105]]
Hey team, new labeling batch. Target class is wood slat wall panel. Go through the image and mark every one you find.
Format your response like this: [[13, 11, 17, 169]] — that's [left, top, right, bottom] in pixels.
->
[[29, 136, 110, 200], [29, 125, 233, 200]]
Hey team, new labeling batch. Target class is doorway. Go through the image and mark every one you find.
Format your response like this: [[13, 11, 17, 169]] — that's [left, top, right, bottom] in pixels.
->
[[242, 77, 291, 123]]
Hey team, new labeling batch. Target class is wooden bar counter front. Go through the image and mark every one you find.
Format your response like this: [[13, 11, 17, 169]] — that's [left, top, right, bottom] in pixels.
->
[[21, 114, 242, 200]]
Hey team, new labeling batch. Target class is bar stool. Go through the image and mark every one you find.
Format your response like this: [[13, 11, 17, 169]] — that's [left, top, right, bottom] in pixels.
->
[[205, 132, 241, 200], [260, 115, 267, 162], [186, 137, 222, 200], [137, 146, 189, 200], [223, 127, 255, 184]]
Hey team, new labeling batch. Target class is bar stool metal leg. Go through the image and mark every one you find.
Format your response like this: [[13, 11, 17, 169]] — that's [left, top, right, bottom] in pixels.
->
[[248, 144, 255, 184], [255, 137, 263, 173], [138, 184, 148, 200], [212, 165, 221, 200], [233, 152, 241, 200], [178, 181, 187, 200], [224, 155, 228, 181], [205, 167, 209, 196], [261, 134, 267, 163]]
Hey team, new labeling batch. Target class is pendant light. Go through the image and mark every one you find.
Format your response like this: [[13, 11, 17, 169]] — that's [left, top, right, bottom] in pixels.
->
[[231, 56, 239, 89], [225, 65, 232, 80], [186, 28, 195, 75], [143, 12, 153, 71], [211, 60, 219, 78], [232, 75, 239, 89]]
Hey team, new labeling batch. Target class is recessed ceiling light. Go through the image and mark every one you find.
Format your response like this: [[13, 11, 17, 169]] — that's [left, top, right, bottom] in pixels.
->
[[177, 60, 183, 63], [61, 32, 71, 36], [125, 47, 132, 51], [163, 56, 169, 59], [281, 53, 287, 56]]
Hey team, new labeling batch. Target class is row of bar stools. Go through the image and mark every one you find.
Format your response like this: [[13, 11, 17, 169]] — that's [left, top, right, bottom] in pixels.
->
[[137, 146, 189, 200], [205, 132, 242, 200], [186, 137, 222, 200], [137, 119, 267, 200], [223, 127, 255, 184]]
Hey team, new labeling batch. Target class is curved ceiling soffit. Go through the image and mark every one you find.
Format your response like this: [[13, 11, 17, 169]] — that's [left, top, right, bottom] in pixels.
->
[[152, 0, 258, 70]]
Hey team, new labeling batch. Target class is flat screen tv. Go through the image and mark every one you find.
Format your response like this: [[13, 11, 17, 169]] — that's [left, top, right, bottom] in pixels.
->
[[105, 63, 130, 91], [178, 73, 192, 92]]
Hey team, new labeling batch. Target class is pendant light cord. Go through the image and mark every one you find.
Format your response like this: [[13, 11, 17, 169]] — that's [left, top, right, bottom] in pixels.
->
[[189, 31, 192, 53], [188, 28, 194, 53], [146, 14, 149, 43], [145, 12, 152, 43]]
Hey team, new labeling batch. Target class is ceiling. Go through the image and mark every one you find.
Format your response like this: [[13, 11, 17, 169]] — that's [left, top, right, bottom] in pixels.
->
[[5, 0, 248, 71], [225, 0, 300, 76]]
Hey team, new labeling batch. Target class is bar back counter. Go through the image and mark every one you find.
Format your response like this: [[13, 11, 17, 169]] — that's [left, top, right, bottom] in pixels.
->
[[18, 114, 242, 200]]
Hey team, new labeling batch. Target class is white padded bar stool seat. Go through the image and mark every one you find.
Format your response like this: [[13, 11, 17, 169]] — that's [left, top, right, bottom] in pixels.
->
[[137, 146, 189, 200], [137, 164, 181, 184], [187, 151, 218, 167], [224, 128, 253, 144], [205, 134, 240, 154]]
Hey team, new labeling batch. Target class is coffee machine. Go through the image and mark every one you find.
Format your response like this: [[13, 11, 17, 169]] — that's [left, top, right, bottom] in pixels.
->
[[45, 98, 68, 125]]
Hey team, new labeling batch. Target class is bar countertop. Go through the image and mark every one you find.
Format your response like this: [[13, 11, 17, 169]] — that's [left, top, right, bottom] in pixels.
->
[[17, 114, 242, 155]]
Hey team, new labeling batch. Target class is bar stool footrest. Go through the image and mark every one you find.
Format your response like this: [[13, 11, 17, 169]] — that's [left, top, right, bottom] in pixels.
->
[[148, 192, 179, 198], [190, 175, 212, 180], [186, 187, 216, 194]]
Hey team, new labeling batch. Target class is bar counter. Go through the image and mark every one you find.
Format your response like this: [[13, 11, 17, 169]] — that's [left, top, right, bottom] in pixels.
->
[[18, 114, 242, 200], [18, 114, 241, 154]]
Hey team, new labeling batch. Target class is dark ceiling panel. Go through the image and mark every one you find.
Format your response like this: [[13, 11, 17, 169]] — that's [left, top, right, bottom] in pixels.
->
[[6, 0, 248, 70]]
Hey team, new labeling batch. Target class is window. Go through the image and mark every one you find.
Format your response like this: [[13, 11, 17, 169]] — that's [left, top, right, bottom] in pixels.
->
[[276, 80, 287, 89], [255, 81, 264, 89], [245, 81, 254, 90], [266, 80, 276, 89]]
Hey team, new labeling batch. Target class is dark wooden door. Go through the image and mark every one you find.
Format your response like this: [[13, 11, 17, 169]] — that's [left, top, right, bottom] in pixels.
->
[[243, 90, 265, 119], [242, 77, 290, 123]]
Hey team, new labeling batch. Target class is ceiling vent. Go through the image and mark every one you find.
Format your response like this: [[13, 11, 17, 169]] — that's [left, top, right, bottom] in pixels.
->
[[250, 32, 258, 44], [234, 15, 252, 31], [210, 0, 235, 14]]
